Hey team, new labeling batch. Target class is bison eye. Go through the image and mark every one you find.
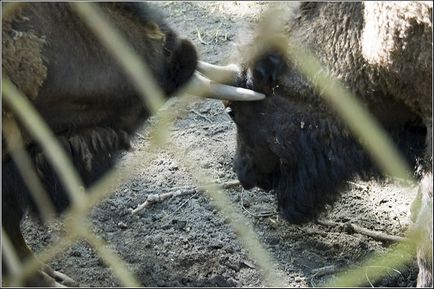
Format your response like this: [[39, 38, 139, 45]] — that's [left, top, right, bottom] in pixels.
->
[[225, 106, 235, 119]]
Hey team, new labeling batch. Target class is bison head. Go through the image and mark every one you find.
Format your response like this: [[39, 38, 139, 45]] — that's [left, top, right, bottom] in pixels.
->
[[218, 47, 426, 224], [225, 50, 359, 224]]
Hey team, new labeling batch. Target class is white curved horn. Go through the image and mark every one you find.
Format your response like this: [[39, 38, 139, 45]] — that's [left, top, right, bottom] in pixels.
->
[[197, 61, 241, 83], [184, 72, 265, 101]]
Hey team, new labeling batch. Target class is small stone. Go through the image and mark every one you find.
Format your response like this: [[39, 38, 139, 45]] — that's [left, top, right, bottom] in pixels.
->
[[168, 163, 179, 171], [294, 276, 303, 283], [117, 221, 128, 229]]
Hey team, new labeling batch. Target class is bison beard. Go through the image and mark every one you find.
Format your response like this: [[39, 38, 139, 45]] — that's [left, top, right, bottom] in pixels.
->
[[2, 2, 198, 286]]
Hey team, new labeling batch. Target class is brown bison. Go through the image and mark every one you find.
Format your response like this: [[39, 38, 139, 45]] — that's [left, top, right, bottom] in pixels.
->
[[1, 2, 263, 286], [200, 2, 432, 287]]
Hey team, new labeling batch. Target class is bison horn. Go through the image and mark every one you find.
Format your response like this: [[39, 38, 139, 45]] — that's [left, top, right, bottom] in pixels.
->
[[184, 72, 265, 101], [197, 61, 241, 84]]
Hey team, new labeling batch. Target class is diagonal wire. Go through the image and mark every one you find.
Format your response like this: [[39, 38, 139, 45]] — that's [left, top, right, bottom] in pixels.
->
[[244, 7, 424, 287], [1, 227, 22, 282], [70, 220, 141, 287], [10, 230, 79, 287], [2, 115, 56, 222], [167, 138, 287, 287], [288, 44, 415, 183], [325, 228, 420, 287], [2, 2, 25, 20], [2, 78, 87, 209], [11, 95, 197, 286], [69, 2, 170, 146]]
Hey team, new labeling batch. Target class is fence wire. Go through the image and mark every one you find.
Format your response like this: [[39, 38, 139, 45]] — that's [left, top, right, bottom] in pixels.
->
[[259, 5, 428, 287], [1, 1, 431, 288], [2, 2, 283, 286]]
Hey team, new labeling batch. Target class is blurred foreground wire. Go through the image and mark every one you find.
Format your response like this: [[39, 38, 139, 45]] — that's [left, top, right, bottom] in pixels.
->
[[2, 2, 284, 287], [2, 2, 429, 288], [256, 5, 425, 287]]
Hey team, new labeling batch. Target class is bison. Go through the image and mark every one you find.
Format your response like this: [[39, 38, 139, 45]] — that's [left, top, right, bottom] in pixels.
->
[[199, 1, 432, 287], [1, 2, 263, 286]]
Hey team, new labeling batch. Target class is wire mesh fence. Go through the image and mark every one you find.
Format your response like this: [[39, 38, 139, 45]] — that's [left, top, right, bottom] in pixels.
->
[[2, 1, 431, 287]]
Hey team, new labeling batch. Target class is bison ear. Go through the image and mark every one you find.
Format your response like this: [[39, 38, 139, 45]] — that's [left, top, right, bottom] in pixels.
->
[[247, 51, 288, 95]]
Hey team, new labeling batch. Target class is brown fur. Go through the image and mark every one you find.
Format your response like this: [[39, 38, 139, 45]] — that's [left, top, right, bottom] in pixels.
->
[[2, 3, 198, 286], [2, 22, 47, 100], [229, 3, 431, 286]]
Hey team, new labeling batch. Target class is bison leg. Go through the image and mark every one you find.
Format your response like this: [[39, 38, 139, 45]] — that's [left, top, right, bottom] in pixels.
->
[[2, 213, 78, 287]]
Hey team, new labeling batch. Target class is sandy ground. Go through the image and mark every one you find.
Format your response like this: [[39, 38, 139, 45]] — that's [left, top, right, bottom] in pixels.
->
[[20, 2, 421, 287]]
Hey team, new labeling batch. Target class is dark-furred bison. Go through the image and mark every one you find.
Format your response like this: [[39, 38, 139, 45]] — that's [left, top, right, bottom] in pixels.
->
[[200, 2, 432, 287], [2, 2, 262, 286], [227, 1, 431, 224]]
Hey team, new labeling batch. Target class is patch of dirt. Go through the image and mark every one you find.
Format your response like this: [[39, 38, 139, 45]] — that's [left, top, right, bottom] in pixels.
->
[[21, 2, 420, 287]]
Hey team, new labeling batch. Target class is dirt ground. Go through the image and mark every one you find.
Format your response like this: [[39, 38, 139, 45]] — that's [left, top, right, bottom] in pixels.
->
[[21, 2, 421, 287]]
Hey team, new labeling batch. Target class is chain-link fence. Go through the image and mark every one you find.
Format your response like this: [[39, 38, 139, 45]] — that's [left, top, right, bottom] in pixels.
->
[[2, 2, 431, 287]]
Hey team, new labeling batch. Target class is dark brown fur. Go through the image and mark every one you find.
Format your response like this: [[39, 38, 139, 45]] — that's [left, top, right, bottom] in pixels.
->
[[2, 2, 198, 286], [227, 2, 431, 286]]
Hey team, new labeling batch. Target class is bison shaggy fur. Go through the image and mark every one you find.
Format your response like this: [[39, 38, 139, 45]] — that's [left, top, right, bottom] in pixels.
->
[[2, 2, 197, 286], [227, 2, 432, 286]]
